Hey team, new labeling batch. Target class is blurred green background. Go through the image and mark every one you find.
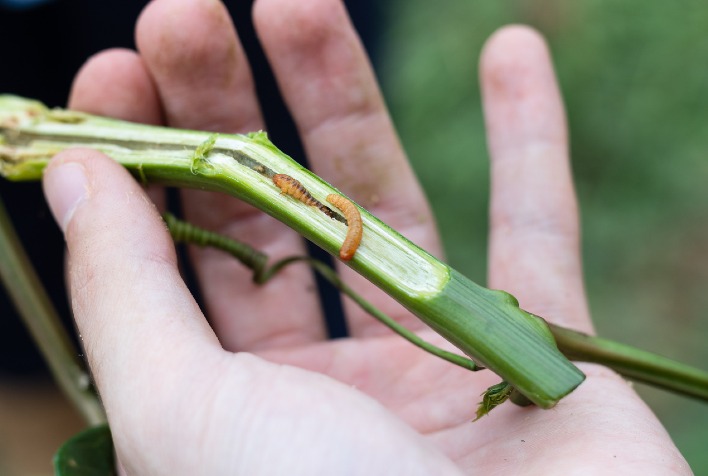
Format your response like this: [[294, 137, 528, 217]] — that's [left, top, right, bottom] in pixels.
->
[[380, 0, 708, 472]]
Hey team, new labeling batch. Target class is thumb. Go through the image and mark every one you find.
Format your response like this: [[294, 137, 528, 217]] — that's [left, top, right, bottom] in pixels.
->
[[41, 149, 464, 475], [42, 148, 220, 416]]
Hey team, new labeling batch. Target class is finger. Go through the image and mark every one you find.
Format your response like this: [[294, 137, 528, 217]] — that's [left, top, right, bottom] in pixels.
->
[[480, 25, 592, 332], [136, 0, 325, 350], [68, 48, 166, 208], [254, 0, 442, 336], [69, 48, 163, 125], [42, 149, 221, 428]]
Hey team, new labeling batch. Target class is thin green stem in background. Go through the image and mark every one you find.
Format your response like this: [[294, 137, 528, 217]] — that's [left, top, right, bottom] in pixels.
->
[[164, 212, 480, 373], [0, 196, 105, 425]]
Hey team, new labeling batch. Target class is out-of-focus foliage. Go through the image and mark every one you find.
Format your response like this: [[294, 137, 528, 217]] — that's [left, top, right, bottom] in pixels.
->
[[380, 0, 708, 472], [53, 424, 113, 476]]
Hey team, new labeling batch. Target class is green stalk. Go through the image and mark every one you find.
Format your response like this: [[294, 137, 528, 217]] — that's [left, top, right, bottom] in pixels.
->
[[550, 324, 708, 400], [0, 95, 584, 407], [0, 196, 105, 425]]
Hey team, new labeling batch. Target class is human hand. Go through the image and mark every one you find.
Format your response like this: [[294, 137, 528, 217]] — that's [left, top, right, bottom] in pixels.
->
[[42, 0, 690, 474]]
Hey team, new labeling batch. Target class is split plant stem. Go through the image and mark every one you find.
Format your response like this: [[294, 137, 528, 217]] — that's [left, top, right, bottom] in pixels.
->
[[3, 95, 708, 411], [0, 95, 591, 408]]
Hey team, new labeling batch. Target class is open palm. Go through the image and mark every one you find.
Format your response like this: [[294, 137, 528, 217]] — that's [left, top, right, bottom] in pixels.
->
[[42, 0, 689, 473]]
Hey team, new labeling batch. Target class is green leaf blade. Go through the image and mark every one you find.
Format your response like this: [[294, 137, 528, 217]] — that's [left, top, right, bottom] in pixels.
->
[[53, 424, 115, 476]]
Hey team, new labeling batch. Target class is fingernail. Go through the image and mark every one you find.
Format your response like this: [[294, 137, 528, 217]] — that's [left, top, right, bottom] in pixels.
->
[[43, 162, 88, 232]]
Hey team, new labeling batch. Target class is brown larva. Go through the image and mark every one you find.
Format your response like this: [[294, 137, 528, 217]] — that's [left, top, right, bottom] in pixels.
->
[[272, 174, 338, 220], [326, 194, 363, 261]]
